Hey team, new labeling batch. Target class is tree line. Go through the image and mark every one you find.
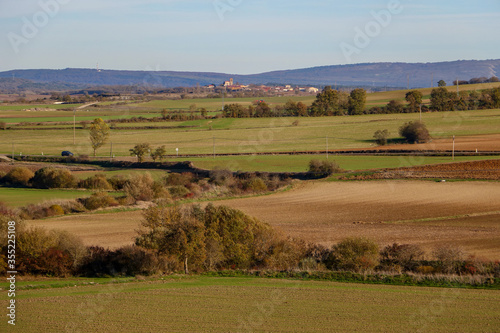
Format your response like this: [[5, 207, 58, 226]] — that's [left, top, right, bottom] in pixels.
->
[[222, 85, 500, 119]]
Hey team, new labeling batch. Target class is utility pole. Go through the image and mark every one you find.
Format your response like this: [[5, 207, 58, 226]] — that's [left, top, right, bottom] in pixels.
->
[[407, 74, 410, 90], [452, 135, 455, 161], [456, 77, 459, 97], [419, 104, 422, 122], [213, 136, 215, 159], [431, 72, 434, 88], [73, 109, 76, 145], [326, 136, 329, 159], [12, 142, 14, 161]]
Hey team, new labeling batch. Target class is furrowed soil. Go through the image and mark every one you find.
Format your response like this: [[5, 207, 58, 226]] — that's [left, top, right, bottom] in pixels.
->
[[349, 159, 500, 180], [32, 180, 500, 260], [3, 277, 499, 333]]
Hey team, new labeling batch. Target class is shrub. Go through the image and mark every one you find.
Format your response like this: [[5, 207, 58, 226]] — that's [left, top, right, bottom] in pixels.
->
[[0, 121, 6, 130], [164, 172, 195, 186], [20, 201, 75, 220], [108, 175, 128, 190], [49, 204, 65, 216], [4, 167, 35, 186], [31, 167, 76, 189], [81, 192, 118, 210], [380, 243, 424, 271], [433, 245, 464, 273], [209, 168, 234, 186], [331, 237, 380, 272], [168, 185, 190, 199], [78, 246, 166, 277], [243, 177, 268, 192], [123, 173, 155, 202], [79, 173, 112, 190], [373, 129, 390, 146], [308, 159, 342, 177], [399, 121, 430, 144]]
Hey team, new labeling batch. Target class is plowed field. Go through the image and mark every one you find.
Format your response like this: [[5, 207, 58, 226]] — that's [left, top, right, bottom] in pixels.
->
[[32, 180, 500, 260], [354, 159, 500, 180]]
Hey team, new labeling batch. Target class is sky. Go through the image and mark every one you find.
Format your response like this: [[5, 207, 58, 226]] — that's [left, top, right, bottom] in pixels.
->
[[0, 0, 499, 74]]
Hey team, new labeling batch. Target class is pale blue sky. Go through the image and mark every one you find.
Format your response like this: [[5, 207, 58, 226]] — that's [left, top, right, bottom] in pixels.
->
[[0, 0, 499, 73]]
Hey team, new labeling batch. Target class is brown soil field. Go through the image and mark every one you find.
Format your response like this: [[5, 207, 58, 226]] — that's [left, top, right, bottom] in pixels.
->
[[31, 180, 500, 260], [350, 159, 500, 180], [214, 181, 500, 259]]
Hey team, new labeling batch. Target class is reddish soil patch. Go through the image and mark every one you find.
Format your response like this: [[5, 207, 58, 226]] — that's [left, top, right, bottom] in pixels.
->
[[346, 159, 500, 180]]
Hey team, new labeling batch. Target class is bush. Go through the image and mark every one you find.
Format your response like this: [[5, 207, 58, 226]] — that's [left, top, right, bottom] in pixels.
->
[[31, 167, 76, 189], [15, 227, 80, 276], [243, 177, 268, 192], [168, 185, 190, 199], [81, 192, 118, 210], [380, 243, 424, 271], [399, 121, 431, 144], [79, 173, 112, 190], [331, 237, 380, 272], [373, 129, 390, 146], [108, 175, 128, 190], [49, 204, 65, 216], [123, 173, 155, 202], [433, 245, 464, 273], [4, 167, 35, 186], [209, 168, 234, 186], [164, 172, 195, 186], [0, 121, 6, 130], [308, 159, 342, 177]]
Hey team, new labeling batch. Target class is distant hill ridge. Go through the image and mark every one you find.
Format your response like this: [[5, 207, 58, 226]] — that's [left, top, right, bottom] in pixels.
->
[[1, 59, 498, 89]]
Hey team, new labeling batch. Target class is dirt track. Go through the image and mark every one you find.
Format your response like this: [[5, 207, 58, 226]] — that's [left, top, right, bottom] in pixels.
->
[[31, 180, 500, 260]]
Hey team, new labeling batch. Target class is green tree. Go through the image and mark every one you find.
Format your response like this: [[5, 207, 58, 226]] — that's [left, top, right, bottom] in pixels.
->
[[430, 87, 453, 111], [399, 121, 430, 143], [89, 118, 110, 157], [385, 100, 404, 113], [438, 80, 446, 87], [309, 86, 344, 116], [331, 237, 379, 272], [405, 90, 423, 112], [130, 143, 151, 162], [373, 129, 390, 146], [136, 206, 206, 274], [151, 145, 167, 162], [347, 88, 366, 115]]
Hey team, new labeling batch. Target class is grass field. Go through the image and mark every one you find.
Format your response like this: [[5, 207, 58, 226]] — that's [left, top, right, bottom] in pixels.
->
[[1, 275, 499, 332], [179, 155, 500, 173], [2, 109, 500, 157], [0, 187, 98, 207]]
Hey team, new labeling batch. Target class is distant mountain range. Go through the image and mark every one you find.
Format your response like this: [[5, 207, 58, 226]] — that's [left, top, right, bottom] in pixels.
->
[[1, 59, 499, 90]]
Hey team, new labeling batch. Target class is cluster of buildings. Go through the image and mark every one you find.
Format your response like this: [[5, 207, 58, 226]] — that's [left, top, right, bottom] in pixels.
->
[[205, 78, 319, 94]]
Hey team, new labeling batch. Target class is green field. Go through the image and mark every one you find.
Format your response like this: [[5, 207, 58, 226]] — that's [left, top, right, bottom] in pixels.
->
[[1, 276, 498, 332], [178, 154, 500, 173], [1, 109, 500, 157], [0, 187, 102, 207]]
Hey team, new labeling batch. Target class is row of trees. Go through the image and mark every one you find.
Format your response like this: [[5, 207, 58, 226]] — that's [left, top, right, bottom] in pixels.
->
[[223, 87, 367, 118]]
